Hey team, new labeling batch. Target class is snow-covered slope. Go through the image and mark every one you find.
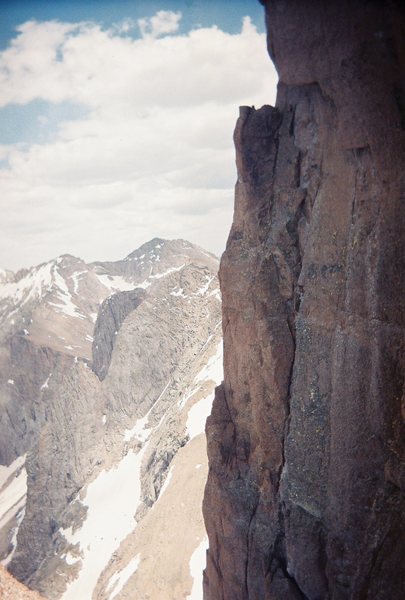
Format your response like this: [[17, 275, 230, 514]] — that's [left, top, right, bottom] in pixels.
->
[[0, 238, 221, 600], [0, 456, 27, 567]]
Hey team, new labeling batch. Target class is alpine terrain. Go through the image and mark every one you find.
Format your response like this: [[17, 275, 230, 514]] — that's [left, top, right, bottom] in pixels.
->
[[0, 238, 222, 600]]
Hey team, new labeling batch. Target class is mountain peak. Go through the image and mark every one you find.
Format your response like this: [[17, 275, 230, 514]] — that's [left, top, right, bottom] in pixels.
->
[[124, 238, 197, 259], [0, 234, 222, 600]]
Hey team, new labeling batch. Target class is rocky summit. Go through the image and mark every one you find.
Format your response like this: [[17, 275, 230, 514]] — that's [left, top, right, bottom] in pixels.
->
[[0, 238, 222, 600]]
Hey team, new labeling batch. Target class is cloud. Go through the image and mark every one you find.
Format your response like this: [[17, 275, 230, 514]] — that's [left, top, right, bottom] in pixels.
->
[[113, 18, 136, 35], [0, 20, 78, 107], [138, 10, 182, 39], [0, 13, 278, 270]]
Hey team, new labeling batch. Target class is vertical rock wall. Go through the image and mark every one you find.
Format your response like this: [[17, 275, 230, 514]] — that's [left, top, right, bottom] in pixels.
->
[[203, 2, 405, 599]]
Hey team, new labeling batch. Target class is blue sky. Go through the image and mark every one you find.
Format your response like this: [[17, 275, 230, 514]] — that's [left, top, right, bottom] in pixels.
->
[[0, 0, 266, 49], [0, 1, 277, 270], [0, 0, 266, 147]]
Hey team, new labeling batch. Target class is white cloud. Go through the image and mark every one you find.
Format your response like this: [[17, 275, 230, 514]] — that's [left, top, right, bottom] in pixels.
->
[[0, 13, 278, 270], [138, 10, 182, 39], [0, 20, 78, 107], [113, 18, 136, 35]]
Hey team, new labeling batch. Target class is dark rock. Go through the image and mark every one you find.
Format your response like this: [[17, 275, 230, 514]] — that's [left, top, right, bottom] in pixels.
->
[[203, 1, 405, 599]]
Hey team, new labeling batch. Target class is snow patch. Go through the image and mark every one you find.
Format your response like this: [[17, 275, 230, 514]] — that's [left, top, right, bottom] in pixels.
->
[[97, 273, 152, 293], [208, 288, 221, 302], [0, 262, 53, 305], [106, 554, 141, 600], [186, 390, 215, 440], [63, 551, 79, 566], [181, 340, 223, 435], [50, 265, 86, 319], [3, 506, 25, 566], [124, 414, 150, 443], [0, 455, 27, 565], [186, 537, 208, 600], [41, 374, 51, 390], [70, 271, 87, 295], [0, 455, 25, 492], [158, 465, 174, 500], [96, 274, 136, 293], [135, 279, 152, 289], [170, 286, 188, 298], [195, 275, 215, 296], [124, 381, 170, 442], [7, 379, 14, 385], [178, 387, 198, 410], [194, 340, 223, 386], [179, 339, 222, 410], [61, 446, 147, 600], [150, 264, 185, 279]]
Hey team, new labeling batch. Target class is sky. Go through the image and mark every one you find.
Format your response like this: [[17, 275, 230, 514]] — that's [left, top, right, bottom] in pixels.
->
[[0, 0, 278, 271]]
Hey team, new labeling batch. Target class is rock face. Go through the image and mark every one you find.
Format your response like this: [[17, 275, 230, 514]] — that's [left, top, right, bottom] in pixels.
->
[[0, 565, 46, 600], [0, 238, 222, 599], [92, 289, 147, 381], [203, 2, 405, 599]]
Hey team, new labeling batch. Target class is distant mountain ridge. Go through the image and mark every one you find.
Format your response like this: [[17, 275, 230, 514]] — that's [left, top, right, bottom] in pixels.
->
[[0, 238, 222, 600]]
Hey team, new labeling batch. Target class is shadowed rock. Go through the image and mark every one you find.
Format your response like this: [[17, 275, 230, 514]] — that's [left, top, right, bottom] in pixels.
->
[[203, 1, 405, 599], [92, 289, 147, 381]]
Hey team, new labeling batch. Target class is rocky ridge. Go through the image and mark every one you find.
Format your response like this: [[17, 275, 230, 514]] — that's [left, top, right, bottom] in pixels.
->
[[204, 2, 405, 599], [0, 238, 222, 599]]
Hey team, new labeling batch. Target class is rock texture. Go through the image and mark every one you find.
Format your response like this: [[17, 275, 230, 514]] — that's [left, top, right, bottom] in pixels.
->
[[203, 2, 405, 599], [0, 566, 45, 600], [93, 336, 222, 600], [0, 238, 222, 600], [92, 289, 147, 381]]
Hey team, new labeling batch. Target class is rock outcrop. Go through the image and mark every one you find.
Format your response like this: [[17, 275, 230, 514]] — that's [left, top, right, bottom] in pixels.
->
[[92, 289, 147, 381], [0, 565, 46, 600], [204, 2, 405, 599]]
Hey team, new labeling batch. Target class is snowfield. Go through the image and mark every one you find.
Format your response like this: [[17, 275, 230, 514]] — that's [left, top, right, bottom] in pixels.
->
[[61, 447, 147, 600]]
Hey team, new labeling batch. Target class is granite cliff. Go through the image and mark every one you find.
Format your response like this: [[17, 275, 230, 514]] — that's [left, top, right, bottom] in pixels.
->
[[204, 2, 405, 599]]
